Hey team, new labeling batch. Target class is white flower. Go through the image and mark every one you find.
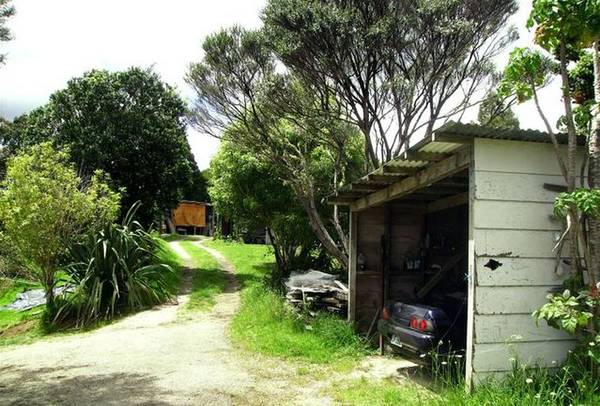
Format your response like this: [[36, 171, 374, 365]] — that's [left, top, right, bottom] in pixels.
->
[[546, 293, 554, 300], [441, 361, 447, 365], [420, 353, 427, 358], [456, 354, 463, 359], [589, 342, 596, 347], [551, 360, 557, 365], [526, 378, 533, 384], [563, 289, 571, 298], [535, 394, 541, 399], [596, 282, 600, 291]]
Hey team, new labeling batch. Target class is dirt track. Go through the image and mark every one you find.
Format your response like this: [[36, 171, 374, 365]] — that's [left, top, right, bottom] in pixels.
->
[[0, 241, 296, 405], [0, 241, 412, 405]]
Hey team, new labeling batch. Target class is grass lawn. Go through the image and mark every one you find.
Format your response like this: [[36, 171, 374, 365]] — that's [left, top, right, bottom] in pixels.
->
[[178, 241, 226, 313], [204, 239, 369, 365]]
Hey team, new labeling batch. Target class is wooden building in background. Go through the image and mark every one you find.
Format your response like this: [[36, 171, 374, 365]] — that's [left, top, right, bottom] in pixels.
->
[[171, 201, 212, 235]]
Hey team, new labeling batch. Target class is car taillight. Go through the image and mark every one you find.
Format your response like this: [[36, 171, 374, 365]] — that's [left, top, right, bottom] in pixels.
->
[[409, 317, 433, 332], [382, 307, 391, 320]]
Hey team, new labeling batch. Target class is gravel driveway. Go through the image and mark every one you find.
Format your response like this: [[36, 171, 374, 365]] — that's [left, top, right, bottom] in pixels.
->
[[0, 241, 285, 405]]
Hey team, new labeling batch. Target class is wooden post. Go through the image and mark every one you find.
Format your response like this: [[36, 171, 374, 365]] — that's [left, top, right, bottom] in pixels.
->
[[465, 142, 476, 392], [348, 210, 358, 324], [380, 203, 392, 354]]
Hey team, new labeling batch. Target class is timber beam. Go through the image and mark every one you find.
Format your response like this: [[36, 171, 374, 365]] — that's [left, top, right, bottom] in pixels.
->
[[367, 174, 406, 183], [350, 147, 471, 212], [382, 165, 420, 175], [402, 151, 451, 162]]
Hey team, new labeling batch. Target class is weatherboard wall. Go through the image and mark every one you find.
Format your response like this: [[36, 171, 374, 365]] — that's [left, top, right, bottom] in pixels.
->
[[470, 138, 578, 383]]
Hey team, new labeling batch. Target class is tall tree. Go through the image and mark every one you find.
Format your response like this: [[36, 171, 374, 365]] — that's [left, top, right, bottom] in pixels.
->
[[0, 0, 14, 65], [209, 140, 318, 277], [6, 68, 198, 226], [187, 28, 364, 268], [528, 0, 600, 283], [262, 0, 518, 168]]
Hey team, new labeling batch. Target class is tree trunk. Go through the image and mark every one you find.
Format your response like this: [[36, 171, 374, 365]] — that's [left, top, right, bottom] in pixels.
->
[[588, 40, 600, 285], [559, 42, 581, 278], [300, 192, 349, 269]]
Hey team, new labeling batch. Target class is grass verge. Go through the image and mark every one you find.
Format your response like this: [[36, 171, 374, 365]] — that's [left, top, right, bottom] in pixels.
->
[[204, 239, 369, 365], [179, 241, 226, 313], [331, 378, 433, 406]]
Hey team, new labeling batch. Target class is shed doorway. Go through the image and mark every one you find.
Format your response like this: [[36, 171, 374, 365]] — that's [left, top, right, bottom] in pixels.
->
[[352, 170, 470, 360]]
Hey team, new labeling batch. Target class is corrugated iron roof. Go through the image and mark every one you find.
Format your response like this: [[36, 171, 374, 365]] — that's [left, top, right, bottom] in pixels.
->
[[329, 122, 582, 206]]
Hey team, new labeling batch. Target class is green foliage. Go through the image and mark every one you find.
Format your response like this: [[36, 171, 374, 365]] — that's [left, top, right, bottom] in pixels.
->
[[554, 188, 600, 218], [528, 0, 600, 52], [534, 289, 596, 333], [179, 241, 226, 313], [0, 143, 120, 308], [570, 51, 595, 103], [53, 204, 176, 327], [204, 240, 369, 363], [209, 140, 318, 276], [498, 48, 558, 102], [477, 91, 520, 129], [262, 0, 518, 164], [7, 68, 199, 225]]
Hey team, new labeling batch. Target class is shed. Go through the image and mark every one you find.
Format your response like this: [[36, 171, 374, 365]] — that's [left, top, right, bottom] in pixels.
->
[[171, 201, 211, 235], [329, 122, 584, 387]]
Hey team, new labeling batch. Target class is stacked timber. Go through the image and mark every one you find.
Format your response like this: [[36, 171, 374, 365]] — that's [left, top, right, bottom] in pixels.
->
[[284, 270, 348, 316]]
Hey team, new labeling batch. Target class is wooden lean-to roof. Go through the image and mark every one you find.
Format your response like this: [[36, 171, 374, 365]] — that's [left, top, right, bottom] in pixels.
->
[[328, 122, 582, 211]]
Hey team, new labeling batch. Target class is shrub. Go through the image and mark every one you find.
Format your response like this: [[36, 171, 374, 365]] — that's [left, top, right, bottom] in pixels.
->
[[0, 143, 120, 312], [53, 204, 177, 327]]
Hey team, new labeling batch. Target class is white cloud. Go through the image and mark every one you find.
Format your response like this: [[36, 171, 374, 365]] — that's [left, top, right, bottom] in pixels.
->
[[0, 0, 570, 169]]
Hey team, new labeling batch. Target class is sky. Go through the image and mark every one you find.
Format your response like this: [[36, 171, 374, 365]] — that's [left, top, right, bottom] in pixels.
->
[[0, 0, 563, 169]]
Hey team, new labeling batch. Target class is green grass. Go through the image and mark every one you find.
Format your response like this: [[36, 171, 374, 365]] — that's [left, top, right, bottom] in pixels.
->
[[179, 241, 226, 312], [331, 378, 434, 406], [0, 278, 46, 345], [204, 239, 369, 364]]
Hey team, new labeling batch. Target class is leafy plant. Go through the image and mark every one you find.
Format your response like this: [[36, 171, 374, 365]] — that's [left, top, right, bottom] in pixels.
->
[[0, 143, 120, 312], [53, 203, 176, 327], [534, 289, 597, 333]]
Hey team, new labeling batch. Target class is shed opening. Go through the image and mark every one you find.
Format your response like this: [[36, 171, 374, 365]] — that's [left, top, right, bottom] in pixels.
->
[[353, 169, 470, 361]]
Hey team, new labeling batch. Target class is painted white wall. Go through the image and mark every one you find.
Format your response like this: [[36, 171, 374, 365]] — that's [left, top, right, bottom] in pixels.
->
[[469, 138, 578, 383]]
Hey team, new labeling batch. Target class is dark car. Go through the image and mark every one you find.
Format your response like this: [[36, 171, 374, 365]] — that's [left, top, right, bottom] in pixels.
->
[[378, 302, 452, 356]]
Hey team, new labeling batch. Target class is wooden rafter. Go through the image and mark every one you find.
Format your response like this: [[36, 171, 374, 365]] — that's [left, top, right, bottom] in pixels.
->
[[402, 151, 450, 162], [350, 147, 471, 211], [382, 165, 420, 175], [368, 174, 405, 183]]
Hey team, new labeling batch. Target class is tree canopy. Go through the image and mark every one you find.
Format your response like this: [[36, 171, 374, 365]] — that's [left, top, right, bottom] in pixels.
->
[[477, 91, 520, 130], [187, 27, 365, 267], [6, 68, 200, 225], [262, 0, 518, 167]]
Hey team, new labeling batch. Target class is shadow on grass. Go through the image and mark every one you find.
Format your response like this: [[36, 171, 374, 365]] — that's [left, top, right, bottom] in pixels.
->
[[160, 234, 205, 242], [0, 364, 172, 405], [185, 266, 228, 311]]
